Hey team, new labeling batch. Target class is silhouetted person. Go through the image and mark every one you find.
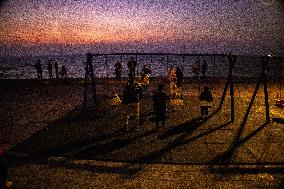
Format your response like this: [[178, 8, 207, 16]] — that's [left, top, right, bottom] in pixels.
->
[[122, 73, 143, 130], [201, 60, 208, 78], [114, 61, 122, 79], [47, 60, 53, 79], [127, 57, 137, 76], [54, 61, 59, 79], [192, 59, 201, 78], [35, 59, 43, 79], [176, 66, 183, 88], [153, 83, 169, 128], [59, 65, 67, 84], [0, 147, 12, 188], [199, 86, 213, 118]]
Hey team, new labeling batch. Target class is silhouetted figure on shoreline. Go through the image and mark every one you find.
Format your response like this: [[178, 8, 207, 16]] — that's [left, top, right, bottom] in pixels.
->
[[35, 59, 43, 79], [153, 83, 169, 128], [192, 59, 201, 79], [122, 74, 143, 130], [127, 57, 137, 76], [0, 147, 12, 188], [114, 61, 122, 79], [47, 60, 53, 79], [176, 66, 183, 88], [59, 65, 67, 83], [201, 60, 208, 79], [199, 86, 213, 118], [54, 61, 59, 79]]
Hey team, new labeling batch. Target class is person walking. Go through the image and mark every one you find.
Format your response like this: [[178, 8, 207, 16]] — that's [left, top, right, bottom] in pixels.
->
[[122, 74, 143, 131], [153, 83, 169, 128], [35, 59, 43, 79]]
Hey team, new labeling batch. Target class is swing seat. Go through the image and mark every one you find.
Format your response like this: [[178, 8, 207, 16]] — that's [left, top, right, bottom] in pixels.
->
[[275, 100, 284, 108]]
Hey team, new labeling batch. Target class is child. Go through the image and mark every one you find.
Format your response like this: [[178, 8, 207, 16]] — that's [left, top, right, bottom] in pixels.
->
[[199, 86, 213, 118], [108, 92, 122, 115], [153, 83, 169, 128]]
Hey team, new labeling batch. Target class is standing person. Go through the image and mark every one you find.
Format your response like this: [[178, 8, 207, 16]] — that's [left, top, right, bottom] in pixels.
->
[[140, 64, 151, 91], [47, 60, 53, 79], [35, 59, 43, 79], [0, 147, 12, 188], [114, 61, 122, 79], [153, 83, 169, 128], [192, 58, 201, 79], [127, 57, 137, 76], [176, 66, 184, 88], [199, 86, 213, 118], [167, 66, 177, 99], [122, 74, 143, 131], [201, 60, 208, 78], [59, 65, 67, 79], [54, 61, 59, 79]]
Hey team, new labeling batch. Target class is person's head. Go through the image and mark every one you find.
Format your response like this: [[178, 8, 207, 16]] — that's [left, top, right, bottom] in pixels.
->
[[130, 57, 134, 61], [158, 83, 164, 91]]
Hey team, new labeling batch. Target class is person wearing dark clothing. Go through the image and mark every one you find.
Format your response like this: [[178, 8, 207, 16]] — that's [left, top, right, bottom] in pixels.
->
[[141, 64, 151, 80], [59, 65, 67, 79], [153, 83, 169, 128], [35, 59, 43, 79], [176, 66, 183, 88], [127, 57, 137, 76], [199, 86, 213, 117], [201, 60, 208, 78], [54, 61, 59, 79], [47, 60, 53, 79], [0, 147, 12, 188], [123, 74, 143, 130], [114, 61, 122, 79]]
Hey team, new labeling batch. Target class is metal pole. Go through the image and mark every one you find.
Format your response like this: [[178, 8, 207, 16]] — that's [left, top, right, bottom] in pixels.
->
[[262, 56, 270, 122], [229, 55, 236, 122], [87, 53, 97, 112], [83, 57, 89, 115]]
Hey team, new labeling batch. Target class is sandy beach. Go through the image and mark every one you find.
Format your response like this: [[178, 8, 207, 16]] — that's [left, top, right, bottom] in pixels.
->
[[0, 77, 283, 188]]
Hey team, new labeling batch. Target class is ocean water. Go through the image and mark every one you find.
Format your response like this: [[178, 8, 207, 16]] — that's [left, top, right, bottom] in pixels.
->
[[0, 54, 282, 79]]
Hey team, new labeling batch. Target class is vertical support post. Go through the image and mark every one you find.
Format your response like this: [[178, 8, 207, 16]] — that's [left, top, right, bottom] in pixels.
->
[[83, 58, 89, 114], [229, 55, 236, 122], [213, 56, 216, 78], [262, 56, 270, 122], [87, 53, 97, 112]]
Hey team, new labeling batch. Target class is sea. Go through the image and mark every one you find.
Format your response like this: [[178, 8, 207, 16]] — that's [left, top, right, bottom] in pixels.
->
[[0, 54, 282, 79]]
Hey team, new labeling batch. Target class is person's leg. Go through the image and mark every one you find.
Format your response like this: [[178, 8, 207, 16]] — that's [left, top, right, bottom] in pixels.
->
[[205, 107, 209, 116], [200, 107, 204, 117], [136, 103, 140, 130], [161, 112, 166, 127]]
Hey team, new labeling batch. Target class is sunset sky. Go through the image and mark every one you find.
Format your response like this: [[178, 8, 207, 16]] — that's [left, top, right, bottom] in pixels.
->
[[0, 0, 283, 56]]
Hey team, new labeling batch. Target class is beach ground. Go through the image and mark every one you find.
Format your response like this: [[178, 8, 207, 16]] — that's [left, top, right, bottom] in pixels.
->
[[0, 78, 283, 188]]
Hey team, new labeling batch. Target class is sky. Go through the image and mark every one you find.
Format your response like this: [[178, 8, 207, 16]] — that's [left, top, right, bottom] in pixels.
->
[[0, 0, 283, 56]]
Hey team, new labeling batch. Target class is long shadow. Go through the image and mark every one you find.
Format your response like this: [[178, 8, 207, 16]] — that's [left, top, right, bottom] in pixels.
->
[[210, 121, 269, 164]]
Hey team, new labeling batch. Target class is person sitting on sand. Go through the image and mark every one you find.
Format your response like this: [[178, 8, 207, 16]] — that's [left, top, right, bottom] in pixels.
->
[[0, 147, 12, 188], [153, 83, 169, 128], [122, 74, 143, 131], [199, 86, 213, 118], [108, 91, 122, 115], [35, 59, 43, 79]]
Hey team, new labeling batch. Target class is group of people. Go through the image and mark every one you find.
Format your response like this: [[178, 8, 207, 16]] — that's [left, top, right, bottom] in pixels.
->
[[35, 59, 67, 80], [110, 67, 213, 131]]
